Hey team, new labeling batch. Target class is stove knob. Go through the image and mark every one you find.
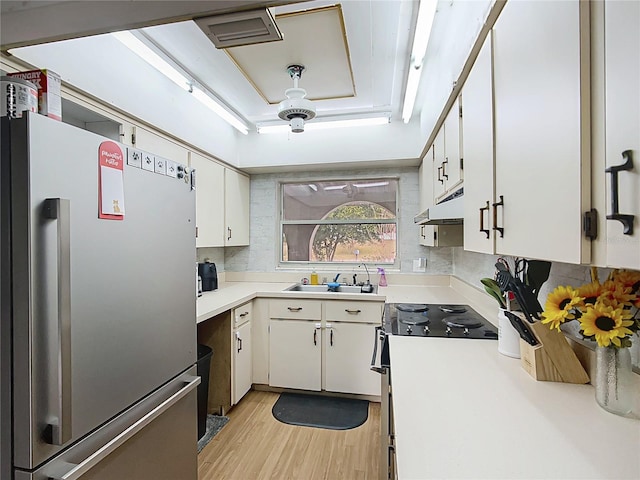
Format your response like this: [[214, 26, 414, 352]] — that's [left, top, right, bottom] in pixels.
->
[[406, 326, 412, 334], [423, 326, 429, 335], [446, 326, 452, 336], [464, 328, 470, 336]]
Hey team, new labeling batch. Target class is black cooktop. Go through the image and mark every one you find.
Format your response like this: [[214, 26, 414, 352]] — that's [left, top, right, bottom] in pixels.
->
[[384, 303, 498, 339]]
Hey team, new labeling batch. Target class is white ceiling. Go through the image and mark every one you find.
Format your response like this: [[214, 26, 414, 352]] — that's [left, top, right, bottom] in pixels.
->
[[138, 0, 413, 125], [1, 0, 494, 170]]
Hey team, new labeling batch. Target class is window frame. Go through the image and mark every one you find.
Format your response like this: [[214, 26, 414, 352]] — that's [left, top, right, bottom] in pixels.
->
[[278, 177, 400, 269]]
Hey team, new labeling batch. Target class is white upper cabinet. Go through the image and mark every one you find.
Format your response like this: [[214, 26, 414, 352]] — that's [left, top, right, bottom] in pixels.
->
[[492, 0, 590, 264], [189, 154, 250, 248], [133, 126, 189, 165], [433, 98, 463, 203], [463, 33, 495, 254], [432, 127, 446, 201], [602, 0, 640, 269], [224, 169, 250, 246], [442, 96, 463, 195], [190, 152, 224, 248]]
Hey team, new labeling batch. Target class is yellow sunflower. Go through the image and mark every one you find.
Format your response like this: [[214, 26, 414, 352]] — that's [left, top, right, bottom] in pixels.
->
[[541, 285, 583, 331], [576, 281, 605, 307], [579, 302, 634, 347], [610, 269, 640, 308], [600, 280, 636, 307]]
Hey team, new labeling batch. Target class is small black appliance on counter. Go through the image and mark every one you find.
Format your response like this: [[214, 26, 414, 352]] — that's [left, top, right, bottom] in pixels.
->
[[198, 262, 218, 291]]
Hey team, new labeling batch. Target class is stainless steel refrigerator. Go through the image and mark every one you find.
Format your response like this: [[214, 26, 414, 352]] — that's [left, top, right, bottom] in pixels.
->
[[1, 113, 199, 480]]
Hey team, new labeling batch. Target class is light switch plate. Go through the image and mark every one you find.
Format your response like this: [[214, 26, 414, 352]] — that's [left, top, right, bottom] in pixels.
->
[[141, 152, 154, 172], [154, 156, 167, 175], [413, 258, 426, 273], [127, 148, 142, 168], [165, 159, 178, 178]]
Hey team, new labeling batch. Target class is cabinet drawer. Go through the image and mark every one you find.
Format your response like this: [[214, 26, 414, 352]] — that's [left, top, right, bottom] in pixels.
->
[[269, 299, 321, 320], [233, 302, 252, 328], [325, 300, 383, 324]]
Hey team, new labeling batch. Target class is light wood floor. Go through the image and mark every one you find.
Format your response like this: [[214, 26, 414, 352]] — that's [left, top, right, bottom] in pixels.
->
[[198, 390, 380, 480]]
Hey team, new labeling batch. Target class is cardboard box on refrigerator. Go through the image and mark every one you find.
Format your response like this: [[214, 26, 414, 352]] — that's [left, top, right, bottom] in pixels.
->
[[7, 69, 62, 121]]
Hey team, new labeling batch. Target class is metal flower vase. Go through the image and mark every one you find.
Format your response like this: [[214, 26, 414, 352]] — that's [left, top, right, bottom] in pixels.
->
[[594, 345, 633, 416]]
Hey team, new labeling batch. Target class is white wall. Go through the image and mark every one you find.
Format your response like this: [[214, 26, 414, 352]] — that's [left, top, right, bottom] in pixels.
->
[[224, 167, 455, 274], [9, 35, 241, 165], [237, 120, 424, 170]]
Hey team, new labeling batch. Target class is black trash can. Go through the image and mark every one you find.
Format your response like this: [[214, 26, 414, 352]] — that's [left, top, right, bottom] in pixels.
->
[[196, 344, 213, 441]]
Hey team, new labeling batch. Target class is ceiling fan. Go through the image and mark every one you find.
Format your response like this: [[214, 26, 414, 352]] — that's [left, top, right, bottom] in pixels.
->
[[277, 65, 316, 133]]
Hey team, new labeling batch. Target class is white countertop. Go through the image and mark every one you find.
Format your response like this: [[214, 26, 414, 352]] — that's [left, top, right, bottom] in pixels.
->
[[197, 281, 388, 323], [196, 277, 640, 480], [390, 336, 640, 480]]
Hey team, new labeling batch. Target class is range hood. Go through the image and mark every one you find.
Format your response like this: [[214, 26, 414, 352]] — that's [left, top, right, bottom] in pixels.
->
[[414, 190, 464, 225]]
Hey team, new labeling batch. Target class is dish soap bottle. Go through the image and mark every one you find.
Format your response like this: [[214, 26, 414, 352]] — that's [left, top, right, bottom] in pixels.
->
[[310, 270, 319, 285], [377, 267, 387, 287]]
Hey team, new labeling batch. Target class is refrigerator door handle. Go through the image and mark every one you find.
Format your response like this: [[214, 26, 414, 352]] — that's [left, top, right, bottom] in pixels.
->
[[48, 375, 201, 480], [43, 198, 72, 446]]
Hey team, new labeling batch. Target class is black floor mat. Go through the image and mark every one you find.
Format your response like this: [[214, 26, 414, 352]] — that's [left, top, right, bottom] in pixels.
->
[[272, 392, 369, 430]]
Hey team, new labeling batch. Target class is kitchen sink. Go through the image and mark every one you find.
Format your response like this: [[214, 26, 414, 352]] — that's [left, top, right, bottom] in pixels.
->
[[284, 284, 378, 294]]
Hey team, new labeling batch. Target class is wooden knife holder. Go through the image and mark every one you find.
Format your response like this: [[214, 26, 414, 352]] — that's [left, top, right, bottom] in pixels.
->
[[517, 316, 590, 384]]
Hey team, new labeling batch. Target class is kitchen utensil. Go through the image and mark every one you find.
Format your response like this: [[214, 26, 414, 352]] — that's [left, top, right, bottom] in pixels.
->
[[496, 270, 541, 323], [504, 311, 538, 346], [525, 260, 552, 297], [481, 278, 506, 308]]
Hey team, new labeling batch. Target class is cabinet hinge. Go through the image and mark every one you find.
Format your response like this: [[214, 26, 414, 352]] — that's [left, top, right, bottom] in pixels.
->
[[583, 209, 598, 240]]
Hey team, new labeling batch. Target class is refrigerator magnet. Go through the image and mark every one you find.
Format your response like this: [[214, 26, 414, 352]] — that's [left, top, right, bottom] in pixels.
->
[[98, 141, 125, 220]]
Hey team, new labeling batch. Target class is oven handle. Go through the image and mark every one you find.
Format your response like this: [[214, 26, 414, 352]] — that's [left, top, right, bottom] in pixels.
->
[[370, 326, 386, 374]]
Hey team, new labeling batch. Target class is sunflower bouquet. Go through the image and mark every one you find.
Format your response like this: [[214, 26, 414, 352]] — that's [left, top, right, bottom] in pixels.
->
[[541, 269, 640, 348]]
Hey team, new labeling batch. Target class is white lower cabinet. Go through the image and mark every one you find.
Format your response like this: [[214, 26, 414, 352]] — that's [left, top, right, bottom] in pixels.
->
[[268, 299, 382, 396], [269, 319, 322, 391], [232, 302, 253, 405], [324, 322, 380, 396], [233, 321, 252, 404]]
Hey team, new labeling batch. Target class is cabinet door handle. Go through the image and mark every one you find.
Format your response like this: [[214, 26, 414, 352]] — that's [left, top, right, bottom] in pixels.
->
[[605, 150, 635, 235], [330, 329, 334, 346], [345, 309, 361, 314], [313, 328, 317, 346], [287, 306, 302, 312], [492, 195, 505, 238], [479, 201, 490, 239], [437, 166, 444, 184], [239, 312, 249, 317], [236, 332, 242, 353], [227, 227, 232, 240], [442, 159, 449, 179]]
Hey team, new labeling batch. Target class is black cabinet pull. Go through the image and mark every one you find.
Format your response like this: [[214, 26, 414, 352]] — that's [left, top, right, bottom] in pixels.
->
[[479, 201, 490, 239], [227, 227, 232, 240], [287, 306, 302, 312], [330, 329, 334, 346], [492, 195, 504, 238], [313, 328, 317, 346], [442, 159, 449, 179], [605, 150, 635, 235], [437, 166, 444, 184]]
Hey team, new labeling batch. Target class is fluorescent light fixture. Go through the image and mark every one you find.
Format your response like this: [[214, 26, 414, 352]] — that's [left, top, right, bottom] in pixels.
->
[[257, 113, 390, 134], [192, 87, 248, 135], [112, 31, 191, 91], [112, 31, 248, 135], [402, 0, 437, 124], [352, 181, 390, 188], [324, 185, 347, 191]]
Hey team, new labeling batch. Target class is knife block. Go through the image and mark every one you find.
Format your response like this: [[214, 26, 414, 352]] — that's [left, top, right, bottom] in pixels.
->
[[518, 317, 590, 384]]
